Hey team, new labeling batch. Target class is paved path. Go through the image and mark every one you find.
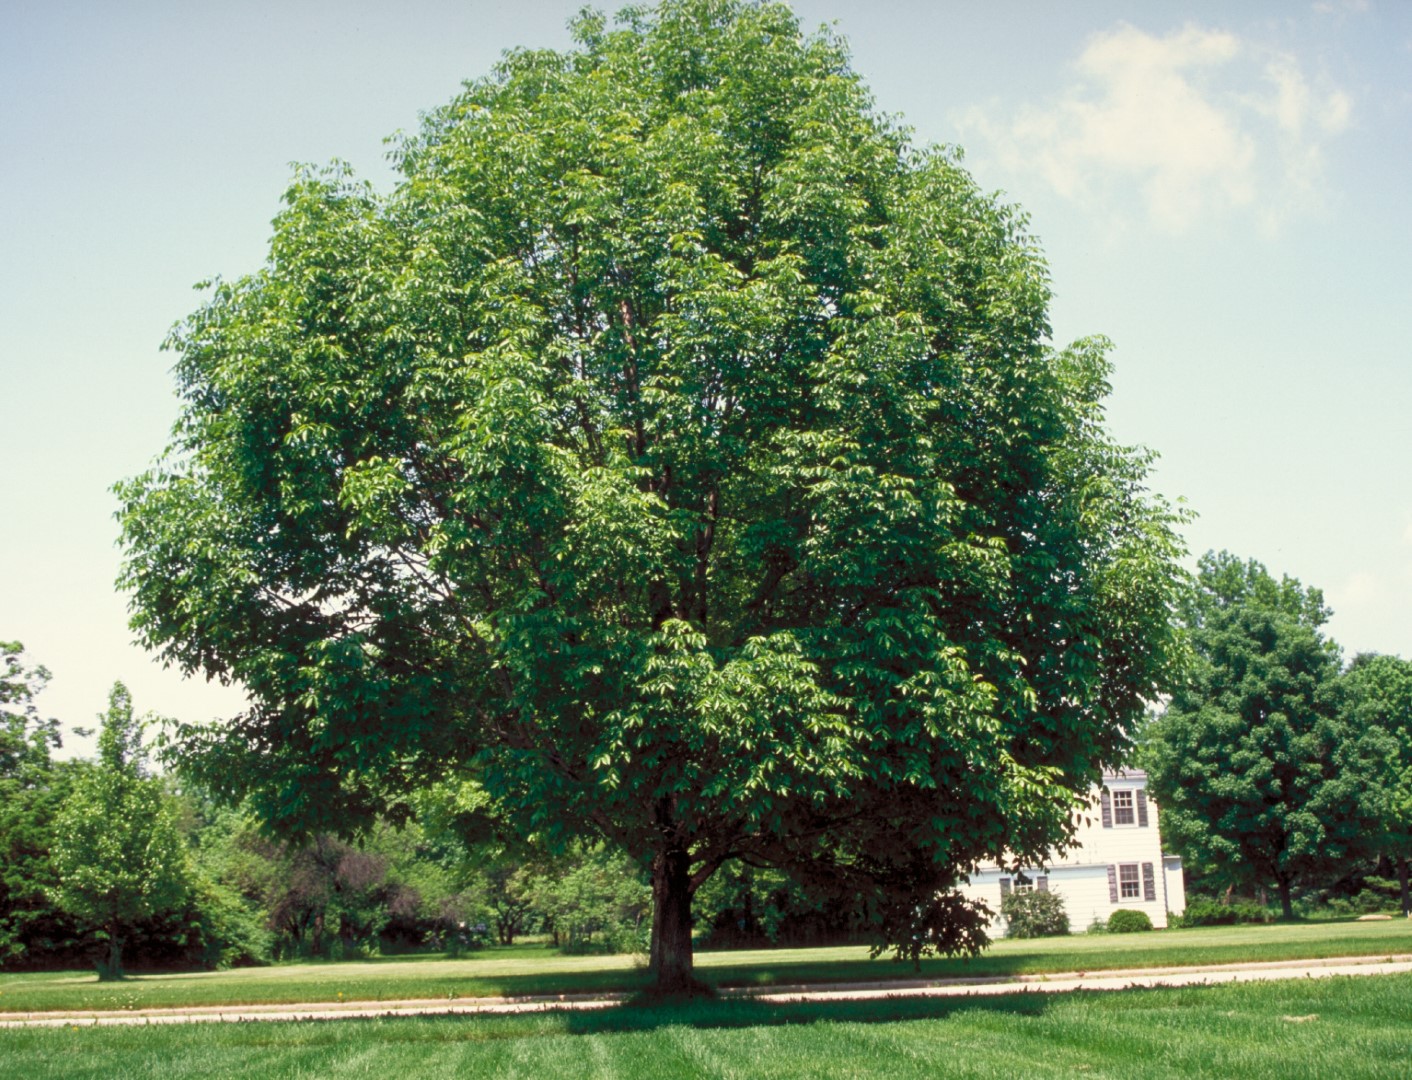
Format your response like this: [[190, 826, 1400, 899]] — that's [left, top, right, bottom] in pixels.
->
[[4, 953, 1411, 1029]]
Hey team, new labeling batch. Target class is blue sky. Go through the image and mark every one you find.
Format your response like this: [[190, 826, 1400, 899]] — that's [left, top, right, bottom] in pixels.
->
[[2, 0, 1409, 748]]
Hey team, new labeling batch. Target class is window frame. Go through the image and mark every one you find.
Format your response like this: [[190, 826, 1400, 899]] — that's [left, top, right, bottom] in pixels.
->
[[1112, 788, 1136, 826], [1118, 862, 1141, 900]]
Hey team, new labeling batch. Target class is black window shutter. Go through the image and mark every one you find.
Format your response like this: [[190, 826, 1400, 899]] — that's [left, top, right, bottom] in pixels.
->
[[1137, 788, 1150, 828], [1037, 876, 1049, 893], [1000, 877, 1012, 898], [1107, 864, 1119, 904], [1101, 789, 1113, 828], [1142, 862, 1157, 902]]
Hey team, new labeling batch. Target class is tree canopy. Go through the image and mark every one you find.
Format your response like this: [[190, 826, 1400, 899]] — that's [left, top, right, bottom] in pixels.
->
[[1, 640, 59, 781], [116, 0, 1187, 992], [1143, 552, 1383, 918], [1342, 652, 1412, 915]]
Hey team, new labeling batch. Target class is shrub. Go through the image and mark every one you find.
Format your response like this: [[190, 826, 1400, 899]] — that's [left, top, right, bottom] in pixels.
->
[[1000, 890, 1069, 938], [1173, 898, 1272, 928], [1321, 884, 1398, 918], [1106, 909, 1153, 933]]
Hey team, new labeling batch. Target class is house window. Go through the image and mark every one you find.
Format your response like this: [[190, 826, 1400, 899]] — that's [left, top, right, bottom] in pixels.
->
[[1113, 789, 1135, 826], [1014, 873, 1034, 895], [1119, 863, 1141, 900]]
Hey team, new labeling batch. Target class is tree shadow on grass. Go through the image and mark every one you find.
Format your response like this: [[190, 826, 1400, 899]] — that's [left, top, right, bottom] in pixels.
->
[[406, 951, 1043, 1000], [695, 951, 1038, 988], [559, 990, 1059, 1037], [372, 986, 1067, 1041]]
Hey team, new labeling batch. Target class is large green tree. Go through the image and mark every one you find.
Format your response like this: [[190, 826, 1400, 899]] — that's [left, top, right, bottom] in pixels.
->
[[1144, 553, 1380, 918], [116, 0, 1186, 992], [1342, 652, 1412, 915], [51, 683, 190, 978]]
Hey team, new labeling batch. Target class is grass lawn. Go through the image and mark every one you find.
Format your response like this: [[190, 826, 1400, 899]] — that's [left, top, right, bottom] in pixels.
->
[[1, 974, 1409, 1078], [1, 918, 1408, 1014]]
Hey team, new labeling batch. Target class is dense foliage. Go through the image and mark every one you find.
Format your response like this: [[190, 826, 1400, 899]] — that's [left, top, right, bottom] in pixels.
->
[[114, 0, 1188, 992], [1341, 653, 1412, 915], [1143, 553, 1386, 918]]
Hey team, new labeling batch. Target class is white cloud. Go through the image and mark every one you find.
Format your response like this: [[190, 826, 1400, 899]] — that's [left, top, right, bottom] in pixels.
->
[[1257, 54, 1350, 137], [957, 23, 1352, 234]]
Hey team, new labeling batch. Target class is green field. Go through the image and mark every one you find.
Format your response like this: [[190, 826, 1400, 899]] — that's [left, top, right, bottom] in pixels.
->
[[2, 974, 1410, 1078], [2, 918, 1408, 1014]]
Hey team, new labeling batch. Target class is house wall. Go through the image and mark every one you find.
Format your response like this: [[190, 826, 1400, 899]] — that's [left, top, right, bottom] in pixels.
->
[[1163, 855, 1187, 917], [957, 770, 1185, 934]]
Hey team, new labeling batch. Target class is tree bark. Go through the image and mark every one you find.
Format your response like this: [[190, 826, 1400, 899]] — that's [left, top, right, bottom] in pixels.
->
[[1399, 855, 1409, 919], [648, 845, 705, 997], [98, 920, 124, 981], [1277, 878, 1293, 920]]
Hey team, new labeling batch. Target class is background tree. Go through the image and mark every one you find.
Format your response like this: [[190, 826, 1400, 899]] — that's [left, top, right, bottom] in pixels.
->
[[1, 642, 82, 966], [473, 858, 537, 947], [116, 0, 1187, 993], [526, 846, 651, 954], [1342, 652, 1412, 915], [51, 683, 191, 978], [230, 825, 431, 959], [1143, 553, 1379, 918]]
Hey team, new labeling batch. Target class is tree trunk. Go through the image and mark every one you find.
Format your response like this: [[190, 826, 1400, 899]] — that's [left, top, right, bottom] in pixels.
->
[[98, 920, 124, 981], [648, 845, 705, 997], [1399, 855, 1409, 919], [1277, 878, 1293, 920]]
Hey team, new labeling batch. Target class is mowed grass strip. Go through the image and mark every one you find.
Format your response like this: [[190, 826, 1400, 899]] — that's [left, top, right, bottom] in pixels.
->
[[2, 974, 1409, 1079], [1, 919, 1409, 1014]]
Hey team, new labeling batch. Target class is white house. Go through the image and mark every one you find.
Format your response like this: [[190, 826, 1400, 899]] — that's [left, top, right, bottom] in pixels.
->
[[958, 769, 1186, 932]]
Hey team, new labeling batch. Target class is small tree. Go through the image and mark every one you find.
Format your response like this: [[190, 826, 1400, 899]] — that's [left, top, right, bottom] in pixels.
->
[[51, 683, 189, 979], [475, 859, 537, 946]]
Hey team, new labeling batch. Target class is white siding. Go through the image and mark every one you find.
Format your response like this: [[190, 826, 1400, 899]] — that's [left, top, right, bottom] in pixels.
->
[[957, 771, 1183, 933]]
